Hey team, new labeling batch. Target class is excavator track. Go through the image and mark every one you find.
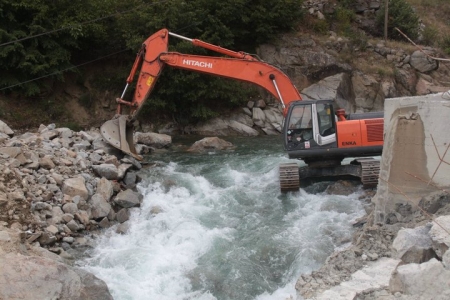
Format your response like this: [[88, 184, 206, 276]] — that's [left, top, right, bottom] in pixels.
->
[[355, 158, 380, 188], [279, 163, 300, 192]]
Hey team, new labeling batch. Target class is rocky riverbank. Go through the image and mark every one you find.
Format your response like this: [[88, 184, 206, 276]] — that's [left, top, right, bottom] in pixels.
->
[[0, 120, 162, 299], [295, 191, 450, 300]]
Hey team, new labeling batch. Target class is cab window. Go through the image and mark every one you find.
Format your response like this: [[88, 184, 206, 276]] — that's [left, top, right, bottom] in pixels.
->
[[288, 105, 312, 129], [287, 105, 313, 143], [316, 103, 335, 136]]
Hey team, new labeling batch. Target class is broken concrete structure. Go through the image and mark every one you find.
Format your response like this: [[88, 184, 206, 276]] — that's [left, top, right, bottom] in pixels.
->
[[373, 92, 450, 224]]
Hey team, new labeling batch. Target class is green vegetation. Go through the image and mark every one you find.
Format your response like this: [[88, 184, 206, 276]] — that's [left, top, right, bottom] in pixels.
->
[[0, 0, 304, 124]]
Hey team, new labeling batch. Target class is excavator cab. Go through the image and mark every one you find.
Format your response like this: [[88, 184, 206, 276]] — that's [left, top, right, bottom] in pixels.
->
[[284, 100, 338, 162]]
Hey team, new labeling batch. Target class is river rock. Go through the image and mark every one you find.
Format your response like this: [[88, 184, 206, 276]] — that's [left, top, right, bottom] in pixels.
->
[[252, 107, 266, 127], [91, 164, 119, 180], [62, 176, 89, 201], [116, 208, 130, 223], [0, 252, 113, 300], [0, 120, 14, 136], [134, 132, 172, 148], [114, 189, 141, 208], [90, 194, 112, 219], [187, 137, 235, 152]]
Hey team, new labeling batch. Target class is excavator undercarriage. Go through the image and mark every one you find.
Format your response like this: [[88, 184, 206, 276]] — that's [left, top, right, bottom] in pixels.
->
[[279, 158, 380, 192]]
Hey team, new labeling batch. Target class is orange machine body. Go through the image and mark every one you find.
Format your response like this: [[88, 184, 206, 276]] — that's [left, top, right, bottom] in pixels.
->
[[336, 118, 384, 148]]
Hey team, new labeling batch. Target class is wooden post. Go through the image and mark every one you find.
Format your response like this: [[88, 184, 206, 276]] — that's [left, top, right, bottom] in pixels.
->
[[384, 0, 389, 41]]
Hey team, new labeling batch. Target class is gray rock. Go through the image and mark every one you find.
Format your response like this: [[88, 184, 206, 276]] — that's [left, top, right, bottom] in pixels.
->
[[409, 50, 439, 73], [187, 137, 235, 153], [428, 215, 450, 259], [116, 208, 130, 223], [92, 164, 119, 180], [0, 253, 113, 300], [390, 258, 450, 299], [96, 177, 114, 201], [116, 222, 131, 234], [74, 211, 90, 226], [393, 225, 435, 264], [62, 176, 89, 201], [90, 194, 111, 219], [134, 132, 172, 148], [66, 220, 79, 232], [252, 107, 266, 127], [0, 120, 14, 136], [62, 203, 78, 215], [114, 189, 141, 208]]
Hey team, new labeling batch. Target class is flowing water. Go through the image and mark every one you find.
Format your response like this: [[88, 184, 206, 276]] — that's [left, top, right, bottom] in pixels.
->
[[79, 135, 366, 300]]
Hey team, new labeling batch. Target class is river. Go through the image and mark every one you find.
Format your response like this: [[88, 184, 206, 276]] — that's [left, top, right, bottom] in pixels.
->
[[79, 135, 366, 300]]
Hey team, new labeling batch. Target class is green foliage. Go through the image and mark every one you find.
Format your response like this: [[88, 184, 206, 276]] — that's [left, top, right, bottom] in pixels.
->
[[348, 30, 369, 51], [304, 17, 329, 35], [0, 0, 121, 96], [1, 0, 305, 124], [334, 6, 355, 34], [376, 0, 420, 40]]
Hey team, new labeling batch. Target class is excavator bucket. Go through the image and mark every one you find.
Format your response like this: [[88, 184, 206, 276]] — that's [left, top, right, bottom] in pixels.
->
[[100, 115, 143, 161]]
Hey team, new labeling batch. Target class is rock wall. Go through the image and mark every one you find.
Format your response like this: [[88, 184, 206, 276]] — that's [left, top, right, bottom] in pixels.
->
[[373, 91, 450, 223]]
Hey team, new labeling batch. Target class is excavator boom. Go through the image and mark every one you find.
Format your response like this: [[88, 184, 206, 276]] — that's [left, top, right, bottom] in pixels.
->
[[101, 28, 302, 159]]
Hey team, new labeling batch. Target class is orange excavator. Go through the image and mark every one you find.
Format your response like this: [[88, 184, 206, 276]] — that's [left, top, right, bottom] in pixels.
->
[[101, 28, 384, 191]]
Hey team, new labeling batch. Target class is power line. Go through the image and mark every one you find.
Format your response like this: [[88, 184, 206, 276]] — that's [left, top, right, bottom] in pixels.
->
[[0, 0, 168, 47], [0, 49, 129, 91]]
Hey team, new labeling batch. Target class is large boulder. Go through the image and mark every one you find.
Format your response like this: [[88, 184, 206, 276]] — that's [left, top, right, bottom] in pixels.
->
[[409, 50, 439, 73], [187, 137, 235, 153], [389, 258, 450, 299], [134, 132, 172, 148], [0, 253, 113, 300], [114, 189, 141, 208], [301, 73, 356, 113], [392, 225, 435, 264]]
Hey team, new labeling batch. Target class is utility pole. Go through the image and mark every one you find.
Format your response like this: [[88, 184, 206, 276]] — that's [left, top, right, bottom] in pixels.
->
[[384, 0, 389, 41]]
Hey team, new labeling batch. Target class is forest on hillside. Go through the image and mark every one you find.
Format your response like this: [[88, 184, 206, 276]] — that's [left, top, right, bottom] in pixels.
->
[[1, 0, 449, 128]]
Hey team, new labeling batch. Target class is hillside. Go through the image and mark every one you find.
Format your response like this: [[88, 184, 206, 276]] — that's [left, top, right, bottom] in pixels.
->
[[0, 0, 449, 132]]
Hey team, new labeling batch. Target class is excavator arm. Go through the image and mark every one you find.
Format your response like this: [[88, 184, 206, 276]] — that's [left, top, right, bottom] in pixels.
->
[[101, 28, 302, 159]]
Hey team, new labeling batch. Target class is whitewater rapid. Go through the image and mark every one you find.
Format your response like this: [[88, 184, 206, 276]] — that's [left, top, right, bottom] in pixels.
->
[[80, 136, 365, 300]]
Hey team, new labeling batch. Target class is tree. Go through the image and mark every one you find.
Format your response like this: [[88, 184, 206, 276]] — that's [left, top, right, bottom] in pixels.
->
[[376, 0, 419, 41], [0, 0, 121, 96]]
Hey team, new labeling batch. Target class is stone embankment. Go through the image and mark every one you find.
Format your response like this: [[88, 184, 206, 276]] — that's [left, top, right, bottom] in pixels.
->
[[0, 121, 174, 299]]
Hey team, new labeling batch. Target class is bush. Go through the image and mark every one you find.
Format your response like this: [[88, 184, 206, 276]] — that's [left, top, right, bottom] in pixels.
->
[[334, 6, 355, 34], [376, 0, 420, 41]]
